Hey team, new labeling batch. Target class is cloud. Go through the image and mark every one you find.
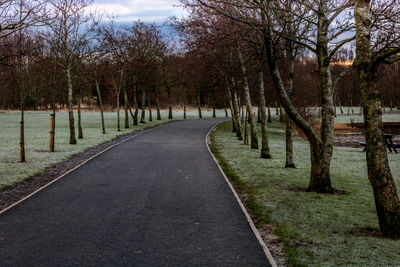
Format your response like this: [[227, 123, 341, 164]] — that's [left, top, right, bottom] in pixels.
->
[[91, 0, 187, 22]]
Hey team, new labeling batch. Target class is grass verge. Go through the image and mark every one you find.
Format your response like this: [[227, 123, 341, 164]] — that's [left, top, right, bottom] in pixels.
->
[[210, 120, 400, 266]]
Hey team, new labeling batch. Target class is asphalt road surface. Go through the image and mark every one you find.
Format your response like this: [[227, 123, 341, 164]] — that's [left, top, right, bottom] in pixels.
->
[[0, 119, 271, 266]]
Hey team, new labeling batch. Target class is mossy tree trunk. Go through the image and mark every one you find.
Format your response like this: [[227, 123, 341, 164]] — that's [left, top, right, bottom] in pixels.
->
[[237, 45, 258, 149], [354, 0, 400, 239]]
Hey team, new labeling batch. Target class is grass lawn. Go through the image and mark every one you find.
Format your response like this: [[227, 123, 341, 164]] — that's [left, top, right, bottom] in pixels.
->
[[210, 120, 400, 266], [0, 109, 226, 190]]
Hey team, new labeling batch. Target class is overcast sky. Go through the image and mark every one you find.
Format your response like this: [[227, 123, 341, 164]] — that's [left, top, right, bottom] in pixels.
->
[[92, 0, 187, 22]]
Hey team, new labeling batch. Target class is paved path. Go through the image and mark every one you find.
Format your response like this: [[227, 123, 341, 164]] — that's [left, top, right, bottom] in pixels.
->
[[0, 119, 270, 266]]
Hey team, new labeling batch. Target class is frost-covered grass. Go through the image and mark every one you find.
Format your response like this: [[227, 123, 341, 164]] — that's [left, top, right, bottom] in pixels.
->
[[211, 120, 400, 266], [334, 109, 400, 124], [0, 109, 226, 189]]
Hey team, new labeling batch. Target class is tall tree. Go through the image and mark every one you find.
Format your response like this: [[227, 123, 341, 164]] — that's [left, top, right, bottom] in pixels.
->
[[354, 0, 400, 239]]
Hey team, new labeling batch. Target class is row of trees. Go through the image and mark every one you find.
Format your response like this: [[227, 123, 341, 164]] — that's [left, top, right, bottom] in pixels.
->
[[175, 0, 400, 239], [0, 0, 229, 157]]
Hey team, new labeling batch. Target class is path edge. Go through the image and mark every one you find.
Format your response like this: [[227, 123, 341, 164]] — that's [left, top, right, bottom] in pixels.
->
[[206, 122, 278, 267], [0, 126, 158, 216]]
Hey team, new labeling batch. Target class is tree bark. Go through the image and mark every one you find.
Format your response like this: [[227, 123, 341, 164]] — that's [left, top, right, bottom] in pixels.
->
[[77, 96, 83, 139], [156, 88, 161, 120], [49, 109, 55, 152], [167, 87, 173, 119], [140, 91, 146, 123], [224, 96, 228, 118], [20, 108, 25, 162], [237, 45, 258, 149], [66, 65, 76, 144], [314, 2, 335, 192], [133, 84, 139, 126], [183, 88, 187, 120], [124, 88, 129, 128], [354, 0, 400, 238], [113, 76, 121, 131], [148, 96, 152, 122], [95, 79, 105, 134], [257, 64, 271, 158], [285, 44, 296, 168], [244, 110, 249, 145], [267, 105, 272, 122], [232, 90, 243, 140]]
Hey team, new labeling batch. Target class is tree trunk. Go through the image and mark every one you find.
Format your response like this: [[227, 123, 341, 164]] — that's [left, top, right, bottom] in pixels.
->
[[339, 103, 344, 114], [226, 75, 242, 136], [140, 91, 146, 123], [66, 65, 76, 144], [156, 89, 161, 120], [167, 88, 173, 119], [308, 140, 332, 192], [263, 19, 332, 193], [183, 89, 187, 120], [116, 91, 120, 131], [20, 108, 25, 162], [49, 109, 55, 152], [133, 85, 138, 126], [95, 79, 105, 134], [354, 0, 400, 239], [148, 96, 152, 122], [77, 96, 83, 139], [257, 102, 262, 123], [224, 77, 238, 133], [267, 106, 272, 122], [232, 90, 243, 140], [311, 4, 335, 193], [285, 46, 296, 168], [237, 45, 258, 149], [124, 88, 129, 128], [257, 64, 271, 158], [224, 97, 228, 118], [197, 92, 202, 118], [244, 109, 249, 145]]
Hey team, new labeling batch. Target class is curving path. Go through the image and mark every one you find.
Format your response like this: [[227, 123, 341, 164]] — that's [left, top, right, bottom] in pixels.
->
[[0, 119, 271, 266]]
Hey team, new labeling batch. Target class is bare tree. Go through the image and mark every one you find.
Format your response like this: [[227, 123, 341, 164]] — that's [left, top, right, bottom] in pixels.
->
[[44, 0, 97, 144]]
